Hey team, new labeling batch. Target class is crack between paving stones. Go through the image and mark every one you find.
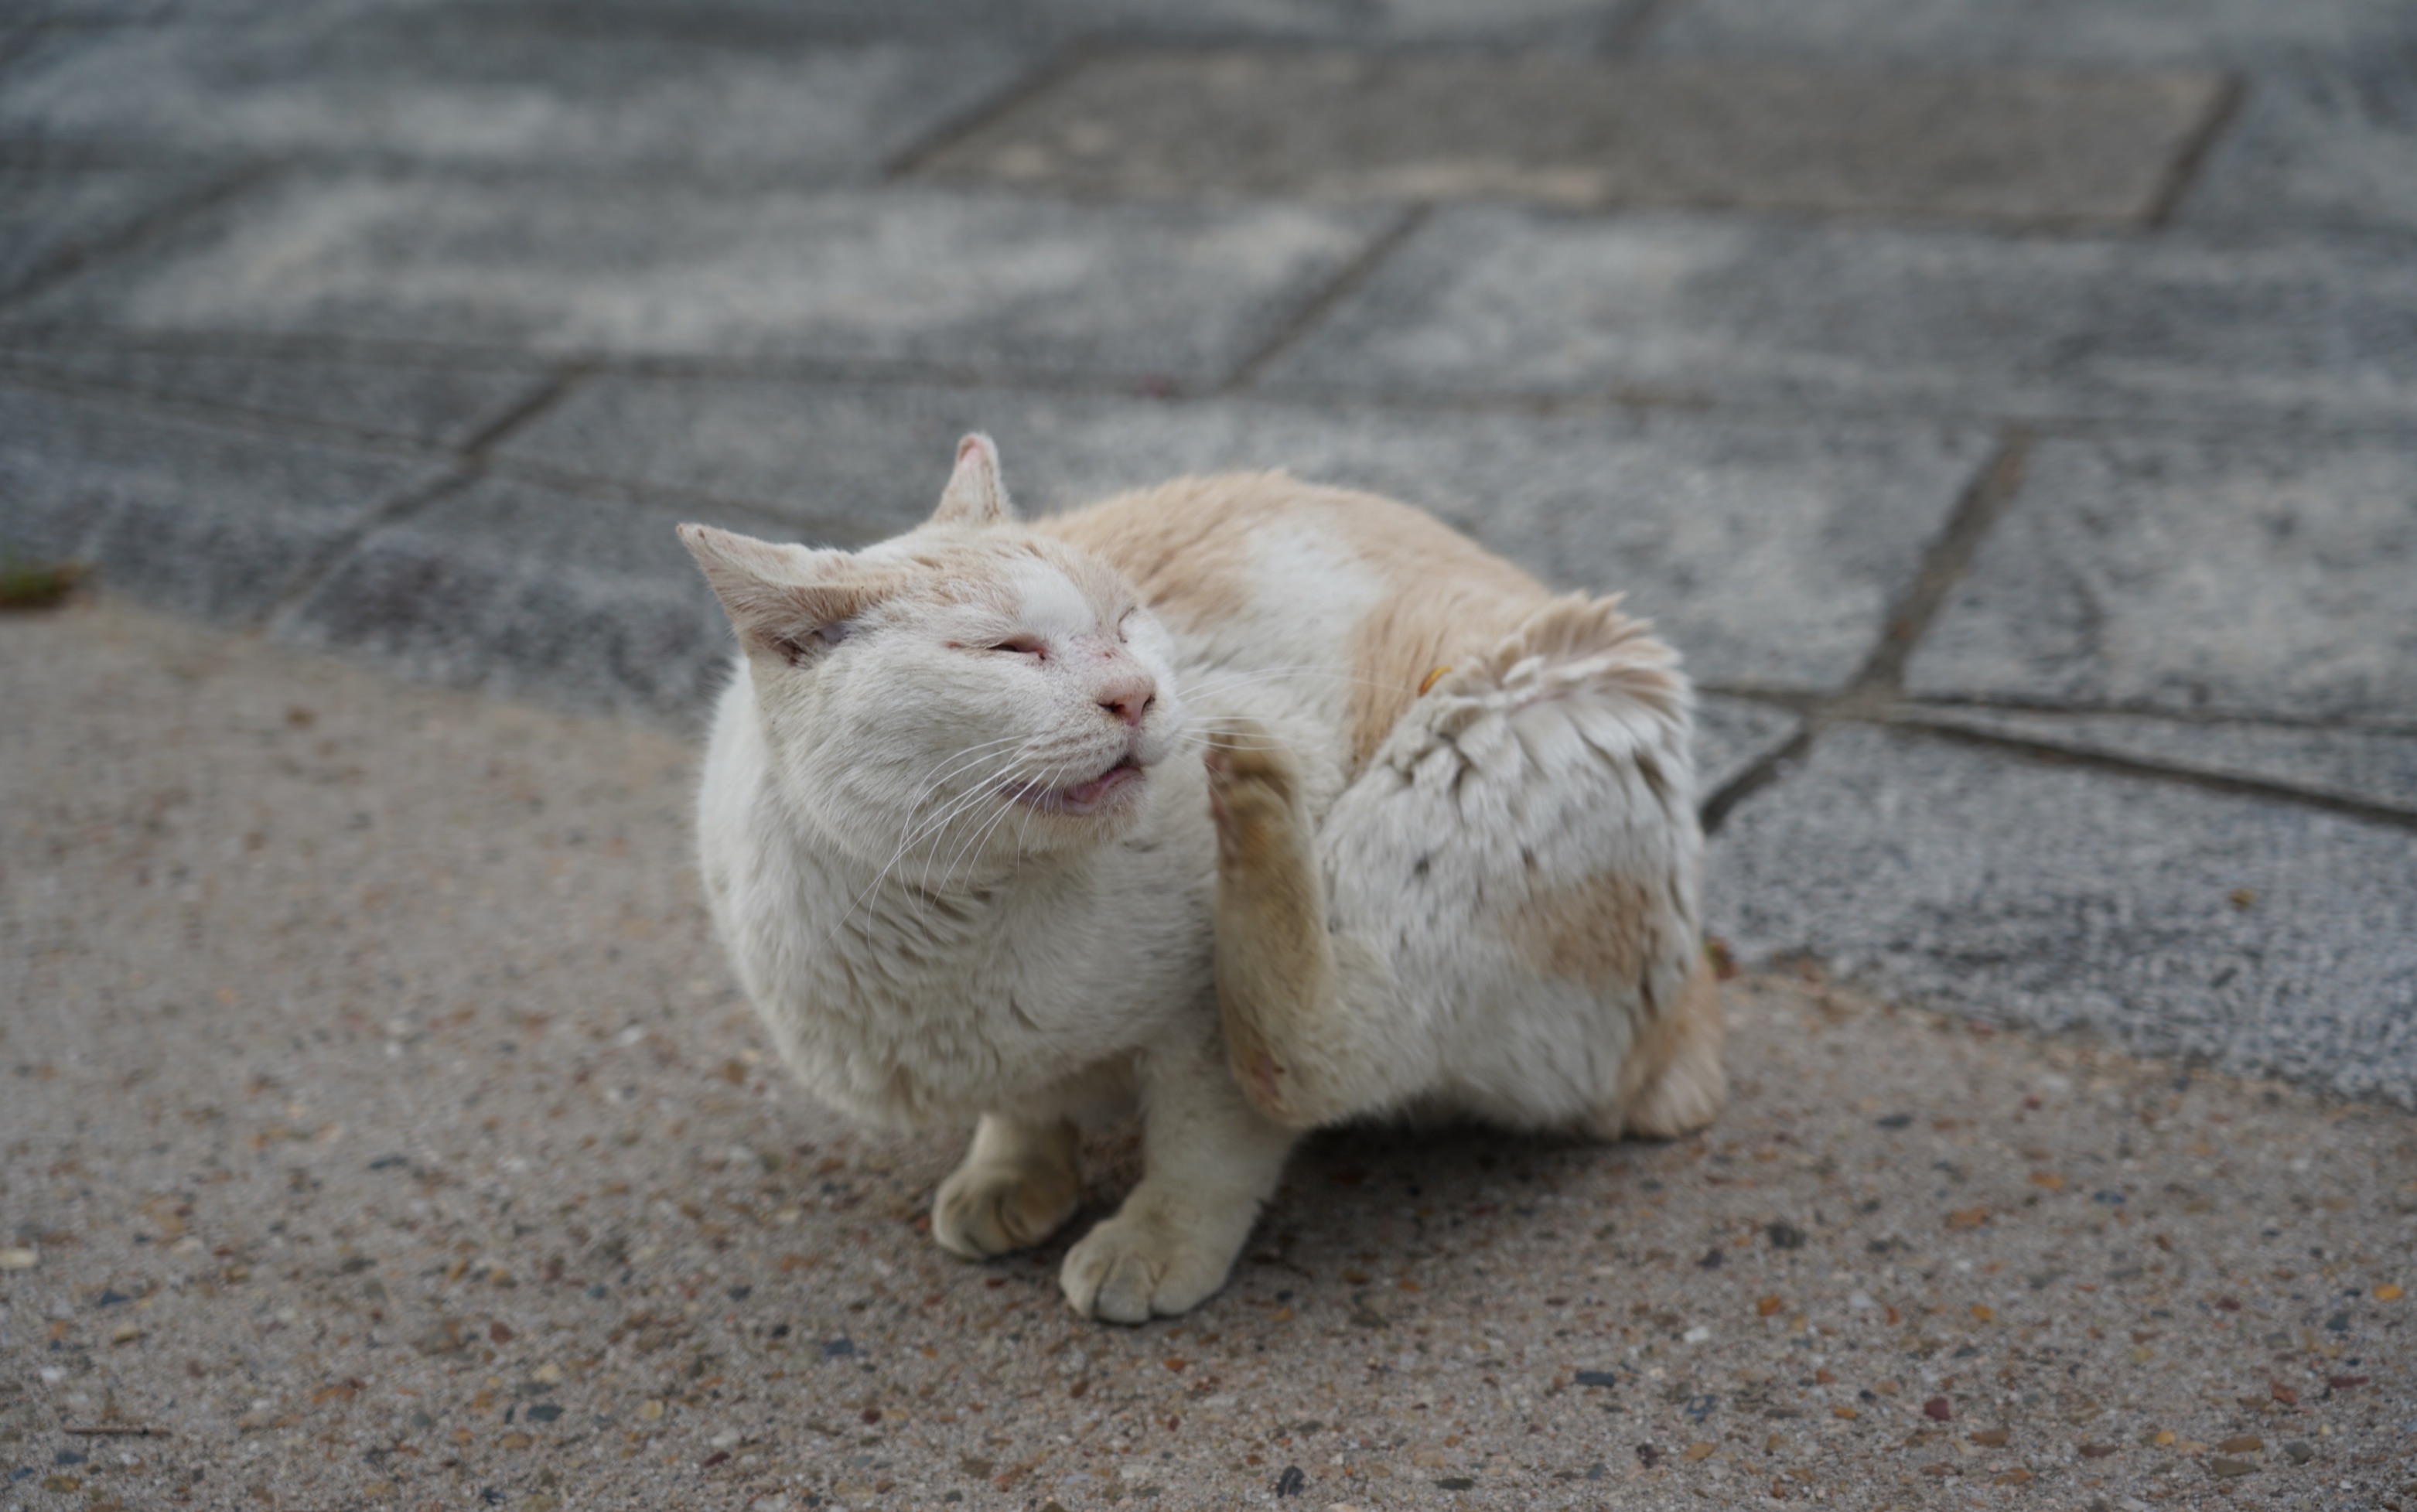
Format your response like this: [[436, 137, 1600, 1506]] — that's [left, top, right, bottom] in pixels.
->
[[880, 42, 1098, 181], [11, 325, 2417, 445], [1869, 715, 2417, 833], [255, 469, 480, 633], [1602, 0, 1694, 57], [455, 363, 590, 460], [1879, 692, 2417, 736], [475, 454, 889, 549], [0, 160, 278, 313], [0, 355, 505, 462], [1700, 431, 2029, 835], [1219, 205, 1432, 396], [1846, 428, 2031, 701], [2145, 73, 2246, 230], [1698, 722, 1816, 838]]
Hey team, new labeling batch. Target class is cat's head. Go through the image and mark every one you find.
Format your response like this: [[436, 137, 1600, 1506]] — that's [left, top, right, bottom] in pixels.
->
[[679, 435, 1186, 873]]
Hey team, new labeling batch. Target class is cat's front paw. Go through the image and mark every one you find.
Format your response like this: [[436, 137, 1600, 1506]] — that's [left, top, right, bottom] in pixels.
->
[[1060, 1200, 1246, 1324], [933, 1158, 1080, 1259]]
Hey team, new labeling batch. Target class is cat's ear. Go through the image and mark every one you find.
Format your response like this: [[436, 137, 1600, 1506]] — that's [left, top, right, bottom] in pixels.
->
[[678, 524, 884, 666], [931, 432, 1016, 527]]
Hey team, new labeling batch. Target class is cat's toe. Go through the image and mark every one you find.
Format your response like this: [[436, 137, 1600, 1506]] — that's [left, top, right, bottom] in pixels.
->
[[1204, 719, 1296, 796], [1203, 720, 1300, 865], [1060, 1212, 1233, 1324], [932, 1162, 1080, 1259]]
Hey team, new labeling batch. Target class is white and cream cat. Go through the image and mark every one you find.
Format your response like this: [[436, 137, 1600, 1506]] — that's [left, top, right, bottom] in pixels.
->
[[681, 435, 1722, 1324]]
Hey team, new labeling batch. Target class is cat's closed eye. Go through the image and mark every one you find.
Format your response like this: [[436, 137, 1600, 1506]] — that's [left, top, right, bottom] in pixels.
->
[[989, 637, 1046, 660]]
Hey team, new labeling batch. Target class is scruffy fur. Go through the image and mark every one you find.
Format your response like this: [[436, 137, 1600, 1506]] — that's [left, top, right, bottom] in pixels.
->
[[682, 438, 1722, 1324]]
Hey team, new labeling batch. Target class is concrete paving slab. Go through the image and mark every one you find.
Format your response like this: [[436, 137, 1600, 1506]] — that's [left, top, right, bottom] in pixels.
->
[[0, 12, 1033, 179], [20, 172, 1388, 383], [5, 598, 2413, 1512], [918, 51, 2225, 226], [2176, 60, 2417, 237], [1028, 0, 1643, 46], [558, 0, 1642, 49], [1647, 0, 2412, 66], [1708, 724, 2417, 1108], [1694, 695, 1802, 800], [0, 379, 450, 620], [1262, 207, 2417, 423], [0, 336, 557, 447], [274, 473, 793, 725], [1907, 435, 2417, 726], [1898, 706, 2417, 817], [501, 377, 1992, 691], [0, 159, 222, 302]]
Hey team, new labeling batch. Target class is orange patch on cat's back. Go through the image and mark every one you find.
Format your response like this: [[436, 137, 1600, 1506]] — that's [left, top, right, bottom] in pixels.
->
[[1036, 473, 1275, 627], [1042, 472, 1552, 770]]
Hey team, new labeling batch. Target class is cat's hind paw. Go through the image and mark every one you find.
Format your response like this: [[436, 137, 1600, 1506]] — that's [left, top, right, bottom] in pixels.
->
[[933, 1153, 1080, 1259], [1203, 719, 1300, 866], [1060, 1201, 1244, 1324]]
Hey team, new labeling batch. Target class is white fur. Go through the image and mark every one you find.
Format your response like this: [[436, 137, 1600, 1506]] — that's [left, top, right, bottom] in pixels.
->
[[684, 441, 1705, 1323]]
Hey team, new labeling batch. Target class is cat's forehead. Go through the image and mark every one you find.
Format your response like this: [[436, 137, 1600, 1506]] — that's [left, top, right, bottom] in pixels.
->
[[867, 532, 1126, 622]]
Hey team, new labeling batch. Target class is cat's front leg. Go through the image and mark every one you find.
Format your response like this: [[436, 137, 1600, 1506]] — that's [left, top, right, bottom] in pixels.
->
[[933, 1115, 1083, 1258], [1060, 1025, 1294, 1324]]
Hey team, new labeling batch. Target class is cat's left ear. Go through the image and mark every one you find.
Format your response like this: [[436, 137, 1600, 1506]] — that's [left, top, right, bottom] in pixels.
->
[[931, 432, 1017, 527]]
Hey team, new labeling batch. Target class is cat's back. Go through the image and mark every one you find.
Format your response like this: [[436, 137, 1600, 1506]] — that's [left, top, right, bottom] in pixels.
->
[[1040, 472, 1552, 770]]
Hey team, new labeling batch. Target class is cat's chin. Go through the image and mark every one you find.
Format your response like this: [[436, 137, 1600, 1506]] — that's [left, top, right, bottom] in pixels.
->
[[1009, 755, 1147, 817]]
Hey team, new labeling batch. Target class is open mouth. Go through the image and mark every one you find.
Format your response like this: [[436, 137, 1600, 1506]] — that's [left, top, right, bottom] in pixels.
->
[[1009, 755, 1145, 815]]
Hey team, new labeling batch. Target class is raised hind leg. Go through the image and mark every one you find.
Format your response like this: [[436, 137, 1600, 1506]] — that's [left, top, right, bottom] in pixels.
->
[[1205, 722, 1418, 1129]]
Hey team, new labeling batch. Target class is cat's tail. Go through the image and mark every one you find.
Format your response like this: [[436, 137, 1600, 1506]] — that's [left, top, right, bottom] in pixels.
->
[[1212, 593, 1717, 1135]]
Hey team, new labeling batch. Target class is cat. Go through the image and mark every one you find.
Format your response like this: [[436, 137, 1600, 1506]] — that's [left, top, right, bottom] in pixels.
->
[[679, 434, 1723, 1324]]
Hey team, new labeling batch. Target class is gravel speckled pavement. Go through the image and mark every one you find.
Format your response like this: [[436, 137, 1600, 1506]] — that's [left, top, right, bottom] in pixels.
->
[[3, 601, 2412, 1512], [4, 0, 2416, 1507]]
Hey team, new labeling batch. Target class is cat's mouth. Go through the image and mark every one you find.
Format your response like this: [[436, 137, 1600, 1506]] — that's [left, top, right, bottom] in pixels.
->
[[1009, 754, 1145, 815]]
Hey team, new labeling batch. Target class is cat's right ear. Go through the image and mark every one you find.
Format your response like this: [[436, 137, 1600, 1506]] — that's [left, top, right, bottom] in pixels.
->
[[678, 524, 882, 666]]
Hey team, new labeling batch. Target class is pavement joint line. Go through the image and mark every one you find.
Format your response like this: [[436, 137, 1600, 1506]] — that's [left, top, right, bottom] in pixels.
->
[[1872, 692, 2417, 737], [1602, 0, 1694, 57], [1696, 678, 2417, 831], [255, 467, 482, 633], [1218, 204, 1432, 395], [473, 454, 891, 549], [1702, 432, 2026, 835], [0, 159, 278, 312], [880, 40, 1092, 181], [1849, 714, 2417, 835], [454, 362, 593, 462], [1843, 426, 2032, 702], [0, 357, 479, 464], [9, 327, 2417, 442], [2145, 72, 2246, 230], [1698, 721, 1817, 838]]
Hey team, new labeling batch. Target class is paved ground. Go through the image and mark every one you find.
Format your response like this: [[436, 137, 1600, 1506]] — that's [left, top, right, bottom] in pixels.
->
[[2, 600, 2412, 1512], [1, 2, 2414, 1506]]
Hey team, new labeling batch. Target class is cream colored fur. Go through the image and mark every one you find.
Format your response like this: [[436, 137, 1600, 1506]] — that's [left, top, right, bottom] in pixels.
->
[[683, 437, 1720, 1325]]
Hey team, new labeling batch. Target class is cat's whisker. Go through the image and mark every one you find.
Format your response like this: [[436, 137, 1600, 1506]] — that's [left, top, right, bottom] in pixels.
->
[[888, 752, 1039, 889], [847, 739, 1050, 936]]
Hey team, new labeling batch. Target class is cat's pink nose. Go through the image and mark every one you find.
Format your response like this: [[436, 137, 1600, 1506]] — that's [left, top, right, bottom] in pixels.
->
[[1098, 671, 1156, 728]]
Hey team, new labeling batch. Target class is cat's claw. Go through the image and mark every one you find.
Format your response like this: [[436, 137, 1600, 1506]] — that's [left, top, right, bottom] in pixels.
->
[[1060, 1203, 1241, 1324], [932, 1159, 1080, 1258]]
